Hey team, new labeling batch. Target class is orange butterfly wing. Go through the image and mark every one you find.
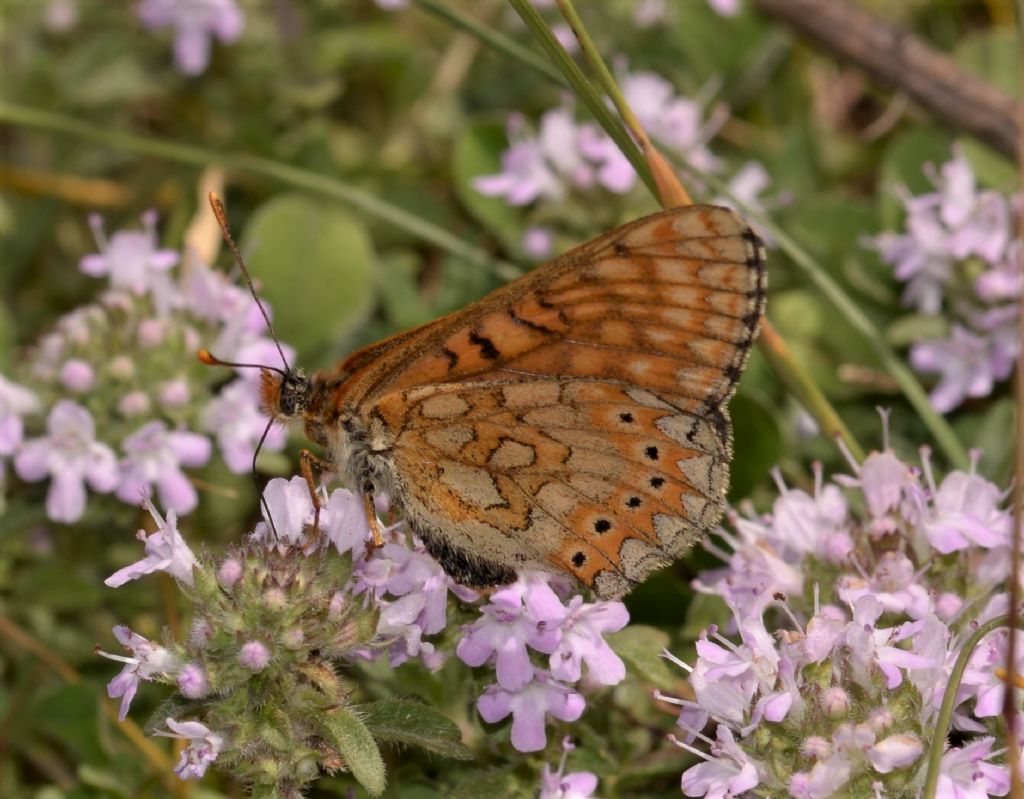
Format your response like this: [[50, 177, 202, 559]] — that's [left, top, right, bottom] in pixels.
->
[[330, 205, 765, 598]]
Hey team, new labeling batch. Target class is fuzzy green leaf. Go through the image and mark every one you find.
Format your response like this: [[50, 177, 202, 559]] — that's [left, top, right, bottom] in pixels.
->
[[353, 698, 473, 760], [450, 768, 535, 799], [320, 707, 387, 796], [240, 194, 377, 366], [605, 625, 676, 691]]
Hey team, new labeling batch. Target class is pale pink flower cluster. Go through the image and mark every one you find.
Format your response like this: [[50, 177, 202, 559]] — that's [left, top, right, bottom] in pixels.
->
[[4, 212, 289, 523], [664, 425, 1016, 798], [869, 147, 1020, 412], [474, 70, 779, 259]]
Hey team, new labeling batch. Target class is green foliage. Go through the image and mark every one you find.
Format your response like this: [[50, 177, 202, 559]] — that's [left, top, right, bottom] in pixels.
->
[[0, 0, 1017, 797]]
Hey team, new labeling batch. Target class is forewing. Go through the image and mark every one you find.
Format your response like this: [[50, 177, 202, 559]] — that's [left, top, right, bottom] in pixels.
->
[[335, 204, 766, 411]]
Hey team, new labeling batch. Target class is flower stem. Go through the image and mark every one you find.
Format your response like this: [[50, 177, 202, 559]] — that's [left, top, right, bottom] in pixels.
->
[[922, 614, 1018, 799], [506, 0, 658, 198]]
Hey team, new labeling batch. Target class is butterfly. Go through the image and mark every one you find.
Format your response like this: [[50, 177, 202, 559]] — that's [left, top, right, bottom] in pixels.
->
[[216, 201, 765, 600]]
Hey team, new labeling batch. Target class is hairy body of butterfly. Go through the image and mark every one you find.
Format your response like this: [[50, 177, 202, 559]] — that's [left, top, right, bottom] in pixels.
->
[[262, 204, 766, 599]]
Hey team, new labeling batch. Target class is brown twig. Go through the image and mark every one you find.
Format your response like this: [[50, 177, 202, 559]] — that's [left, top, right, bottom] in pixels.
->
[[753, 0, 1020, 159], [1002, 36, 1024, 797]]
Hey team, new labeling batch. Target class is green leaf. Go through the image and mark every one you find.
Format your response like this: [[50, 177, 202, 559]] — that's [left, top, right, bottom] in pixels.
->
[[353, 698, 473, 760], [885, 314, 948, 348], [959, 138, 1018, 193], [240, 194, 377, 366], [320, 707, 387, 796], [451, 120, 522, 247], [450, 768, 535, 799], [954, 27, 1019, 96], [728, 394, 782, 500], [605, 625, 676, 691]]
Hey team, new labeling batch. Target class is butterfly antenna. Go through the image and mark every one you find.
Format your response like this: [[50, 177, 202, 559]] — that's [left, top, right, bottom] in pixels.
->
[[252, 418, 280, 542], [208, 192, 292, 374], [197, 349, 287, 377]]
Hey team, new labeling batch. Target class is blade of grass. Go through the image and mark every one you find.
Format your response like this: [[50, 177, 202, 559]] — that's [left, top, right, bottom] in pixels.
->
[[921, 614, 1016, 799], [506, 0, 657, 198], [0, 103, 523, 282]]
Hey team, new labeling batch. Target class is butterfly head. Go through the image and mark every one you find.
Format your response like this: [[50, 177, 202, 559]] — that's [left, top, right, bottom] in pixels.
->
[[259, 368, 311, 421]]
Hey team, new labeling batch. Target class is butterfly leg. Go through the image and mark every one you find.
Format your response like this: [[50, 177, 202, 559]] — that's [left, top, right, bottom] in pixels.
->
[[299, 449, 334, 540], [361, 490, 386, 550]]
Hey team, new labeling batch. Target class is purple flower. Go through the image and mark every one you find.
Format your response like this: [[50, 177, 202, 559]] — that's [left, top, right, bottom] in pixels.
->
[[547, 597, 628, 684], [539, 737, 601, 799], [523, 226, 555, 260], [58, 358, 95, 393], [116, 421, 212, 514], [916, 449, 1009, 553], [201, 379, 284, 474], [909, 326, 1000, 413], [360, 541, 454, 668], [105, 497, 198, 587], [80, 212, 179, 304], [251, 475, 321, 546], [239, 641, 271, 671], [136, 0, 244, 76], [474, 115, 564, 205], [936, 737, 1009, 799], [458, 596, 555, 690], [177, 663, 210, 698], [976, 241, 1022, 302], [154, 718, 224, 779], [0, 374, 39, 457], [678, 725, 761, 798], [14, 400, 119, 523], [97, 625, 180, 720], [477, 668, 585, 752]]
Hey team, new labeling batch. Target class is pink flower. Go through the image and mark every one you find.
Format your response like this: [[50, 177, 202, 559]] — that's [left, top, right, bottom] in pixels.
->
[[97, 625, 179, 720], [458, 594, 557, 691], [474, 116, 564, 205], [239, 641, 271, 671], [14, 400, 118, 523], [477, 669, 585, 752], [116, 421, 212, 514], [936, 737, 1009, 799], [547, 597, 628, 684], [540, 737, 600, 799], [105, 498, 198, 587], [80, 212, 179, 303], [136, 0, 244, 76], [917, 449, 1010, 553], [154, 718, 224, 779], [201, 380, 284, 474], [679, 725, 760, 798], [910, 326, 1001, 413], [0, 374, 39, 457]]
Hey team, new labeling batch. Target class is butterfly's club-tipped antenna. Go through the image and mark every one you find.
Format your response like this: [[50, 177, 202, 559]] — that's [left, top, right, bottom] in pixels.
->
[[207, 191, 292, 375], [201, 192, 293, 542]]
